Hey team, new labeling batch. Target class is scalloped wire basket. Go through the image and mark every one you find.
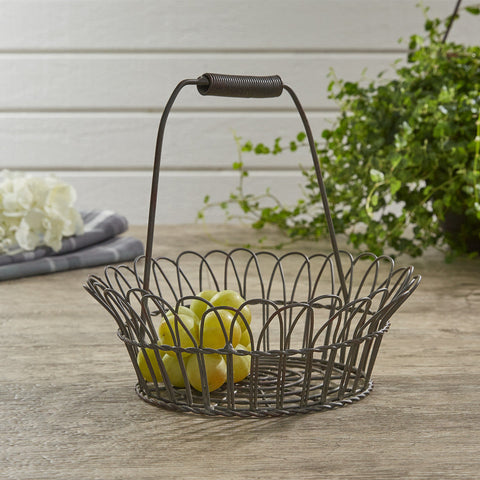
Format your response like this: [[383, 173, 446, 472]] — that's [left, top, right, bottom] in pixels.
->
[[84, 74, 421, 417]]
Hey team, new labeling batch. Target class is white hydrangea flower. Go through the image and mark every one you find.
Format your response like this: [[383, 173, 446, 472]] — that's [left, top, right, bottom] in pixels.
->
[[0, 170, 84, 254]]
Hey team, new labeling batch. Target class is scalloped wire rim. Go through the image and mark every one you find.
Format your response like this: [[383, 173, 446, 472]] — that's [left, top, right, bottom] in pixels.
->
[[85, 248, 419, 416]]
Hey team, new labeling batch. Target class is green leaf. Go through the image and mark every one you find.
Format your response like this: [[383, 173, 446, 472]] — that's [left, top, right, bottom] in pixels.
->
[[273, 137, 282, 154], [370, 169, 385, 183], [321, 129, 332, 140], [408, 34, 423, 50], [254, 143, 270, 154], [433, 123, 446, 138], [390, 178, 402, 196], [297, 132, 306, 142], [465, 6, 480, 15], [241, 141, 253, 152], [425, 19, 434, 31]]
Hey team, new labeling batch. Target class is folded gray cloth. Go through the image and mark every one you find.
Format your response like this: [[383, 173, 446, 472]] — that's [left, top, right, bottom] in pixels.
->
[[0, 210, 129, 266], [0, 210, 144, 281]]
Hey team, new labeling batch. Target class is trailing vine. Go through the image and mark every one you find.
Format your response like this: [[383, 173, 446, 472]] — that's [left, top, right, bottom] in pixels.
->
[[199, 3, 480, 259]]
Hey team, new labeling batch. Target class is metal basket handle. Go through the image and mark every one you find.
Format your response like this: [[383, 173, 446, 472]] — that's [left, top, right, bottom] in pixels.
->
[[143, 73, 348, 300]]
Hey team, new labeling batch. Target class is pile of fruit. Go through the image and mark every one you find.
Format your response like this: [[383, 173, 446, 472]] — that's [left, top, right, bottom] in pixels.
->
[[137, 289, 253, 392]]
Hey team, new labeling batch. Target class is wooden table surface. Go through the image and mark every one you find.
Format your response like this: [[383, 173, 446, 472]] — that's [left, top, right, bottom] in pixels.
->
[[1, 224, 479, 480]]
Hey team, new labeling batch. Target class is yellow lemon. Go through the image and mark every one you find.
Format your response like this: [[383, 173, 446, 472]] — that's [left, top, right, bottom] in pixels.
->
[[200, 309, 242, 349], [210, 289, 252, 330], [137, 347, 164, 383], [158, 313, 198, 357], [186, 353, 227, 392], [189, 289, 218, 321]]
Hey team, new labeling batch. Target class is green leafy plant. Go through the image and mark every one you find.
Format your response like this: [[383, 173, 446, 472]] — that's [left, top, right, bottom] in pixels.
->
[[199, 3, 480, 258]]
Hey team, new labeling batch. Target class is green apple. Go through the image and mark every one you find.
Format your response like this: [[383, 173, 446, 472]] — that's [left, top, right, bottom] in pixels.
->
[[189, 289, 218, 320], [228, 344, 251, 383], [165, 306, 200, 337], [186, 353, 227, 392], [166, 305, 199, 323], [162, 354, 187, 388], [137, 347, 164, 383], [239, 327, 253, 350], [158, 313, 198, 357], [210, 289, 252, 330], [200, 309, 242, 349]]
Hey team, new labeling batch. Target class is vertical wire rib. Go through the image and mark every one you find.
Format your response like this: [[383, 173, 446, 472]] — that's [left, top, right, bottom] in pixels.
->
[[282, 85, 349, 303]]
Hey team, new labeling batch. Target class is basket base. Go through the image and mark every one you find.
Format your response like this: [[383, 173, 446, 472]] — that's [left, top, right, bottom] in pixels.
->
[[134, 357, 374, 417]]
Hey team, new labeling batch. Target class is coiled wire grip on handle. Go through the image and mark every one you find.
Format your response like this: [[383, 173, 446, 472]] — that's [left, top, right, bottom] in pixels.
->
[[143, 73, 348, 300]]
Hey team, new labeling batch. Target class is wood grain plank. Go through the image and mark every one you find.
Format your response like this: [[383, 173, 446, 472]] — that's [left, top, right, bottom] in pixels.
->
[[0, 112, 334, 169], [0, 225, 479, 480], [0, 0, 476, 52], [0, 52, 401, 110], [13, 169, 305, 225]]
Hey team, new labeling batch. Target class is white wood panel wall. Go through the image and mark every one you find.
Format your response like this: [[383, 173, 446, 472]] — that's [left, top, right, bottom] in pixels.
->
[[1, 0, 478, 225]]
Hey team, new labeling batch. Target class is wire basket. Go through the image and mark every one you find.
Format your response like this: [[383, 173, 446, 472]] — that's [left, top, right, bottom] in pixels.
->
[[85, 74, 421, 417]]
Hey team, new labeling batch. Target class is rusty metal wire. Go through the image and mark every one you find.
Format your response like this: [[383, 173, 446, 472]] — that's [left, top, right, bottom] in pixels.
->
[[85, 248, 420, 417], [84, 74, 421, 416]]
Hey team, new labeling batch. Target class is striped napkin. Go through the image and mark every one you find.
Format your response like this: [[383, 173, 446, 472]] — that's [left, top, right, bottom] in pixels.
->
[[0, 210, 144, 281]]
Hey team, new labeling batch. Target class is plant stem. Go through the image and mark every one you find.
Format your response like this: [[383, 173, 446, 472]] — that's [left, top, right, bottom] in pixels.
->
[[365, 181, 385, 217], [442, 0, 462, 43]]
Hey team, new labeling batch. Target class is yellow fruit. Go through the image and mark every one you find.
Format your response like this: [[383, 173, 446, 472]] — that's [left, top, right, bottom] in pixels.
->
[[229, 344, 251, 383], [162, 354, 187, 388], [158, 313, 198, 357], [210, 289, 252, 330], [239, 328, 253, 349], [165, 307, 200, 338], [189, 289, 218, 321], [200, 309, 242, 349], [166, 305, 199, 323], [186, 353, 227, 392], [137, 347, 164, 383]]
